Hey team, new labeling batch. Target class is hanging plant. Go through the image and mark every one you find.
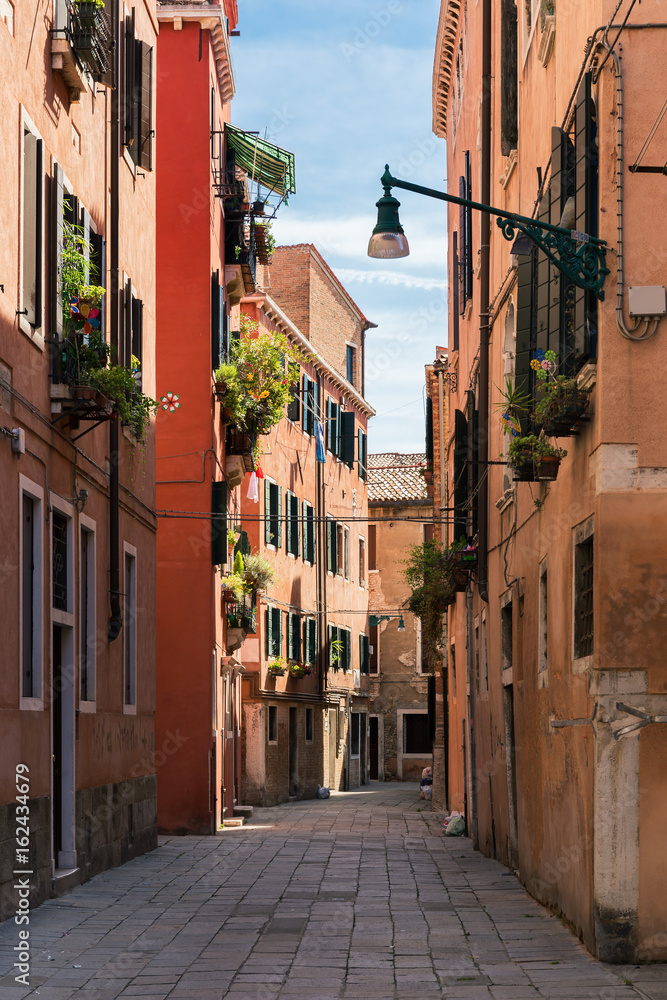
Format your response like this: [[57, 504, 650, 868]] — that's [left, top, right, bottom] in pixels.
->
[[509, 434, 567, 482], [404, 540, 456, 668]]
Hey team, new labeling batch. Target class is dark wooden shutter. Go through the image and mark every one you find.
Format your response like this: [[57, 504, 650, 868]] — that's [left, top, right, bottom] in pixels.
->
[[124, 11, 136, 151], [131, 297, 143, 372], [276, 485, 282, 547], [51, 161, 64, 341], [312, 380, 319, 424], [464, 151, 473, 300], [425, 397, 434, 464], [427, 674, 436, 742], [302, 375, 310, 432], [293, 614, 301, 661], [292, 494, 300, 556], [452, 231, 460, 351], [89, 228, 104, 337], [328, 624, 334, 667], [286, 492, 293, 553], [369, 623, 378, 673], [273, 607, 282, 656], [211, 270, 220, 370], [573, 72, 598, 364], [327, 518, 337, 574], [310, 619, 317, 664], [514, 251, 534, 432], [458, 175, 467, 314], [264, 479, 272, 544], [266, 607, 272, 657], [358, 429, 367, 481], [341, 412, 355, 467], [286, 612, 293, 659], [211, 481, 227, 566], [453, 409, 468, 543], [368, 524, 376, 570], [139, 42, 153, 170], [500, 0, 518, 155], [360, 634, 369, 675], [122, 278, 132, 368]]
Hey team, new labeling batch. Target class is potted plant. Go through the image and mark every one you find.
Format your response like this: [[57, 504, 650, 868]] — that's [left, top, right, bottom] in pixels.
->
[[447, 537, 478, 591], [329, 638, 344, 671], [531, 349, 590, 436], [288, 663, 312, 679], [267, 657, 287, 677], [495, 375, 532, 435], [227, 603, 257, 634], [253, 220, 276, 266], [221, 573, 245, 604], [241, 553, 275, 595], [509, 434, 567, 482], [418, 464, 434, 487], [404, 539, 455, 670]]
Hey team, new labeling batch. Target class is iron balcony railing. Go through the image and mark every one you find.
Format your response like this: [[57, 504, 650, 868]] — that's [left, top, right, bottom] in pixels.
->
[[66, 0, 113, 77]]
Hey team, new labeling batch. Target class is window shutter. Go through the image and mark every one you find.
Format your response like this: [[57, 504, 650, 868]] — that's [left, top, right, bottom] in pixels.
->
[[344, 630, 351, 671], [310, 619, 317, 665], [286, 492, 293, 553], [464, 151, 473, 301], [368, 524, 376, 570], [573, 72, 599, 364], [452, 231, 460, 351], [51, 161, 64, 340], [131, 297, 143, 374], [139, 42, 153, 170], [293, 614, 301, 661], [292, 494, 300, 556], [287, 612, 293, 659], [266, 607, 272, 658], [264, 479, 272, 544], [514, 251, 535, 433], [309, 506, 316, 564], [211, 481, 227, 566], [453, 409, 468, 543], [89, 228, 104, 338], [328, 624, 334, 667], [325, 398, 332, 451], [276, 486, 282, 547], [124, 12, 136, 151], [313, 381, 319, 424], [341, 412, 355, 467], [211, 271, 220, 370], [358, 430, 367, 481], [273, 607, 282, 656], [302, 375, 309, 432], [458, 175, 467, 314]]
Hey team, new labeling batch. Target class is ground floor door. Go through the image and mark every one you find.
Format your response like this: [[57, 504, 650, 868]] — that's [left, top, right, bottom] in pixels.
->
[[328, 709, 337, 789], [289, 706, 298, 798], [369, 716, 379, 780], [52, 624, 76, 869], [503, 683, 519, 869], [359, 713, 367, 784]]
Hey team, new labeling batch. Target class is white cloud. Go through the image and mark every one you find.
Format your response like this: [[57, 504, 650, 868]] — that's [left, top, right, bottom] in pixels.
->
[[334, 268, 446, 291]]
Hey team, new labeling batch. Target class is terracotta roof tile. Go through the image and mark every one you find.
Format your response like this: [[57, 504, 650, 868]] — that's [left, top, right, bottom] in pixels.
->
[[368, 453, 429, 503]]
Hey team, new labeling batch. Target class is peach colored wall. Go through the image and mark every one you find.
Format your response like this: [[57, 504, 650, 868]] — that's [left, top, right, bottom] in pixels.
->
[[435, 0, 667, 961]]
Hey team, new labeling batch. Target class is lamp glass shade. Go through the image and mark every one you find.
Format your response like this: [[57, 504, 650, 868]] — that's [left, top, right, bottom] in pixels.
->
[[397, 617, 406, 632], [367, 231, 410, 259]]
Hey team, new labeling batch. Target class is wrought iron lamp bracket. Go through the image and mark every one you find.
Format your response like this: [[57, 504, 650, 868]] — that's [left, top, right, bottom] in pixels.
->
[[380, 167, 610, 301]]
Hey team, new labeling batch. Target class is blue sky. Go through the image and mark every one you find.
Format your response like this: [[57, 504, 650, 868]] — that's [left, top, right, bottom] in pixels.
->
[[230, 0, 447, 455]]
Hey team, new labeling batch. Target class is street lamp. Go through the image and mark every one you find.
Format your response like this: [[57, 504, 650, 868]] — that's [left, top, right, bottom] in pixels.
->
[[369, 614, 406, 632], [368, 165, 609, 298]]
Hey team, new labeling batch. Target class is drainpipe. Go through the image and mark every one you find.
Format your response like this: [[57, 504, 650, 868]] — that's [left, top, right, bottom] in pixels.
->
[[316, 372, 325, 700], [436, 365, 445, 530], [108, 6, 121, 642]]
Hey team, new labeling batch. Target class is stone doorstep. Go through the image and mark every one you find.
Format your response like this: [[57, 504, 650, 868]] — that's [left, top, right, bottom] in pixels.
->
[[222, 818, 245, 828], [51, 867, 82, 897], [233, 805, 254, 818]]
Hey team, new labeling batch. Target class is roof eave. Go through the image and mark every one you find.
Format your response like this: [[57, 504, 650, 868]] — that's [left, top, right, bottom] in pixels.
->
[[432, 1, 462, 139], [157, 4, 235, 103]]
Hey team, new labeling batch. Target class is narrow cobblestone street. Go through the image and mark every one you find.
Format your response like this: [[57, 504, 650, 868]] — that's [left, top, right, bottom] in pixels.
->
[[1, 786, 664, 1000]]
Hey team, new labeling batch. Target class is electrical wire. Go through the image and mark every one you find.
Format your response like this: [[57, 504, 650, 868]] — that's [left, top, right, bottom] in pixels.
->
[[156, 509, 457, 522]]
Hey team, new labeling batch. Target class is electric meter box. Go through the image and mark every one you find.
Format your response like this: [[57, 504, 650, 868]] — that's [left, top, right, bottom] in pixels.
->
[[628, 286, 667, 317]]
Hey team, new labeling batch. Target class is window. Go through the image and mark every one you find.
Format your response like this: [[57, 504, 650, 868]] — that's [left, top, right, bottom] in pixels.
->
[[286, 492, 300, 557], [450, 643, 456, 699], [302, 374, 319, 435], [501, 0, 518, 155], [264, 480, 282, 548], [122, 282, 143, 371], [458, 151, 473, 313], [52, 511, 70, 612], [340, 411, 355, 467], [343, 526, 350, 580], [329, 625, 350, 671], [80, 526, 95, 703], [501, 601, 513, 672], [359, 633, 370, 675], [21, 487, 43, 702], [419, 619, 430, 674], [350, 713, 360, 757], [124, 550, 137, 707], [268, 705, 278, 743], [326, 517, 338, 574], [286, 612, 301, 661], [305, 707, 313, 743], [358, 537, 366, 587], [266, 606, 282, 658], [123, 11, 153, 170], [574, 534, 594, 660], [538, 561, 548, 687], [21, 120, 43, 331], [304, 618, 318, 665], [326, 397, 340, 454], [358, 428, 367, 481], [474, 619, 480, 695], [287, 377, 300, 422], [369, 623, 379, 674], [368, 523, 377, 570], [211, 270, 227, 370], [211, 480, 227, 567], [403, 713, 431, 755], [452, 231, 460, 351], [346, 345, 355, 385], [302, 501, 316, 564]]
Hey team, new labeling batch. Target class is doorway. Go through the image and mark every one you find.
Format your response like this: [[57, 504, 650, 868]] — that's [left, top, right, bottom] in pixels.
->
[[359, 713, 367, 784], [502, 683, 519, 870], [369, 716, 379, 780], [289, 706, 298, 798], [52, 624, 76, 870], [328, 709, 337, 789]]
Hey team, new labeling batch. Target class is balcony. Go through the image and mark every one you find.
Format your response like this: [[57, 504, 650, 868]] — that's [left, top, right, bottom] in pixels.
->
[[52, 0, 113, 100]]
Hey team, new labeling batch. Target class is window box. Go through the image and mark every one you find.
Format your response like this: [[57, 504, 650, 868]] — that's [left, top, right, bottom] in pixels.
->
[[287, 663, 312, 679], [537, 385, 590, 437], [70, 1, 112, 77], [267, 660, 287, 677]]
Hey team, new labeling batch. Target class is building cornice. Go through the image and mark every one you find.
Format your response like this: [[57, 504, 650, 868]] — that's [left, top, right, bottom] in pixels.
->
[[157, 3, 235, 102], [432, 1, 462, 139], [242, 293, 377, 419]]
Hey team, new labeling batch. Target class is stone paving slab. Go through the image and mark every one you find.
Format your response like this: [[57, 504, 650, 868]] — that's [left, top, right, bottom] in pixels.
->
[[0, 784, 664, 999]]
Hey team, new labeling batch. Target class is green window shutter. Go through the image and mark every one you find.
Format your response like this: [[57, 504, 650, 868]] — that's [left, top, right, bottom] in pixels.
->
[[211, 481, 227, 566], [293, 614, 301, 661], [360, 634, 369, 675], [309, 619, 317, 665], [453, 410, 468, 543], [573, 71, 598, 365], [302, 500, 308, 560], [286, 492, 293, 553], [341, 412, 355, 467], [309, 506, 316, 564], [287, 378, 300, 422], [286, 612, 293, 659], [326, 518, 333, 572], [514, 252, 535, 433], [303, 619, 309, 663], [425, 399, 434, 464], [302, 375, 310, 432], [326, 398, 332, 451], [272, 607, 282, 656], [328, 624, 334, 667], [345, 630, 351, 671], [313, 381, 319, 424], [264, 479, 272, 544], [266, 607, 272, 658], [291, 494, 300, 556], [276, 486, 282, 547]]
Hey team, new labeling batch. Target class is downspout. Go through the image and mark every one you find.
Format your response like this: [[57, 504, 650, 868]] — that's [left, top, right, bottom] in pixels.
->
[[316, 372, 325, 701], [108, 0, 122, 642], [437, 366, 445, 526]]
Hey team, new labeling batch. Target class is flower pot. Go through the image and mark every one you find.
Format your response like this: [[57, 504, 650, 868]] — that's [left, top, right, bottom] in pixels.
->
[[510, 451, 538, 482], [214, 381, 228, 400], [222, 588, 238, 604], [536, 455, 561, 481], [288, 665, 311, 679], [450, 548, 477, 568], [73, 385, 114, 418], [267, 666, 286, 677], [540, 388, 590, 436]]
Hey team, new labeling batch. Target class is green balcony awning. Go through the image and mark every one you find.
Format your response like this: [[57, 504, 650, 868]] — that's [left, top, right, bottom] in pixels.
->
[[225, 124, 296, 199]]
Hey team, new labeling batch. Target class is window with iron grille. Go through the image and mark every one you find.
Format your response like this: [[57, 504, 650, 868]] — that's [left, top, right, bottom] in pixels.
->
[[268, 705, 278, 743], [52, 512, 69, 612], [574, 535, 594, 659]]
